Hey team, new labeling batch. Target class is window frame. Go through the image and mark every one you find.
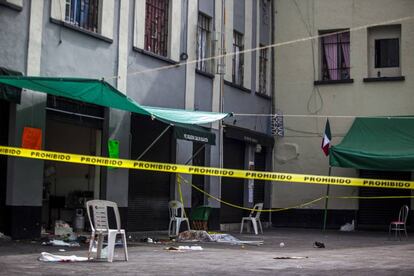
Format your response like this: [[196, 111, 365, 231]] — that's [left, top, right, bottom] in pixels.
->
[[144, 0, 170, 57], [320, 30, 350, 81], [64, 0, 100, 33], [374, 38, 400, 68], [232, 31, 244, 86], [196, 13, 213, 74], [258, 45, 269, 95]]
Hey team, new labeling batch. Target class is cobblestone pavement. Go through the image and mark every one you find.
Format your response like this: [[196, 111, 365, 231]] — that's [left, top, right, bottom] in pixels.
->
[[1, 228, 414, 275]]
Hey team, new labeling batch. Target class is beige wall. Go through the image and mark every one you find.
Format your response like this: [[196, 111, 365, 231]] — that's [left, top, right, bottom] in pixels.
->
[[273, 0, 414, 209]]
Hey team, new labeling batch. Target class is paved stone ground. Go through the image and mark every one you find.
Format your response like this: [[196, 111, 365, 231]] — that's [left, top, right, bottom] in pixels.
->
[[1, 228, 414, 275]]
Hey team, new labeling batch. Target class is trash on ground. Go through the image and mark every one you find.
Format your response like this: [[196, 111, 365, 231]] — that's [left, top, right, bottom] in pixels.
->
[[209, 233, 263, 246], [274, 256, 309, 260], [41, 239, 80, 247], [313, 241, 325, 248], [177, 230, 263, 246], [178, 230, 212, 242], [0, 232, 11, 241], [54, 220, 73, 236], [340, 220, 355, 232], [58, 249, 66, 252], [279, 242, 285, 248], [38, 252, 88, 262], [140, 237, 154, 243], [164, 246, 203, 251]]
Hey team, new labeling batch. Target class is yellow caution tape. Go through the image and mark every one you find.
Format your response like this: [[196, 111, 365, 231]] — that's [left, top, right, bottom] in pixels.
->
[[1, 145, 414, 190]]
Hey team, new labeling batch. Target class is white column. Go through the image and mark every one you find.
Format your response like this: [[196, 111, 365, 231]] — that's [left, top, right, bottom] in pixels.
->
[[185, 0, 198, 110], [117, 0, 129, 93], [224, 0, 233, 82], [243, 0, 253, 90]]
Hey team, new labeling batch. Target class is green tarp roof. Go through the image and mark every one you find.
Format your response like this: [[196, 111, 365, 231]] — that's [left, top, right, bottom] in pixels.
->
[[330, 117, 414, 171], [0, 76, 230, 125], [0, 67, 22, 103]]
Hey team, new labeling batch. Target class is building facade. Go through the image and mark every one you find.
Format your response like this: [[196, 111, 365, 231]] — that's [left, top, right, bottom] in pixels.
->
[[0, 0, 274, 239], [272, 0, 414, 229]]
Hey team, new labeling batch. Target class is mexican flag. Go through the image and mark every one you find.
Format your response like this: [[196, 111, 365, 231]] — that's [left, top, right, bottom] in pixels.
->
[[321, 119, 331, 156]]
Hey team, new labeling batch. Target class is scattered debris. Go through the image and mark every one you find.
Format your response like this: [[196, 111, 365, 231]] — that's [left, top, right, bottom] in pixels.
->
[[54, 220, 73, 237], [340, 220, 355, 232], [210, 233, 263, 246], [178, 230, 212, 242], [177, 230, 263, 246], [164, 246, 203, 251], [58, 249, 66, 252], [279, 242, 285, 248], [140, 237, 154, 243], [0, 232, 11, 241], [274, 256, 308, 260], [41, 239, 80, 247], [313, 241, 325, 248], [38, 252, 88, 262]]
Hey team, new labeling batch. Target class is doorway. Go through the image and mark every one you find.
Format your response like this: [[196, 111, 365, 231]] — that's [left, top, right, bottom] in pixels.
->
[[191, 142, 206, 208], [358, 170, 411, 230], [220, 138, 245, 223], [0, 100, 9, 233]]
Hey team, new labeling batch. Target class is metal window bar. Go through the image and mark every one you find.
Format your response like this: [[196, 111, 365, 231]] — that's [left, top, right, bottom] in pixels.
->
[[196, 14, 212, 73], [259, 47, 268, 94], [64, 0, 99, 33], [232, 31, 244, 86], [321, 32, 350, 80], [145, 0, 169, 57]]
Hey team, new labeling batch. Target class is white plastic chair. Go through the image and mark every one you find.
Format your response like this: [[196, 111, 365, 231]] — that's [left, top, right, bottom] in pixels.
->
[[240, 203, 264, 235], [168, 200, 190, 237], [389, 205, 409, 240], [86, 200, 128, 262]]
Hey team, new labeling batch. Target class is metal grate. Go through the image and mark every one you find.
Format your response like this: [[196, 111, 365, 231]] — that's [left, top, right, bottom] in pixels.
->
[[232, 31, 244, 86], [196, 13, 212, 73], [258, 47, 268, 94], [145, 0, 169, 57], [65, 0, 99, 33]]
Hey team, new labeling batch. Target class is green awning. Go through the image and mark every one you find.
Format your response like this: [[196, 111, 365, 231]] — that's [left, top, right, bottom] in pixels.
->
[[173, 123, 216, 145], [0, 67, 22, 103], [0, 76, 230, 125], [330, 117, 414, 171]]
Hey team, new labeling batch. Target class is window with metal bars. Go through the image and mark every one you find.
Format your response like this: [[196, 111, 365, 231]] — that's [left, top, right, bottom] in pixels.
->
[[65, 0, 99, 33], [196, 13, 212, 73], [258, 46, 268, 95], [145, 0, 169, 57], [232, 31, 244, 86]]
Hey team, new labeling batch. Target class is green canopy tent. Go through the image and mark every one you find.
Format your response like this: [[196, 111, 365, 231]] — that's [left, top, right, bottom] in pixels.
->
[[330, 117, 414, 171], [0, 76, 230, 125], [322, 117, 414, 230]]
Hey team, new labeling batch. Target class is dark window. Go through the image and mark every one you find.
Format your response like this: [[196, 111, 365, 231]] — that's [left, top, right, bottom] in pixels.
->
[[321, 31, 350, 81], [65, 0, 99, 33], [232, 31, 244, 86], [145, 0, 169, 57], [196, 13, 212, 73], [375, 38, 399, 68], [258, 47, 268, 94]]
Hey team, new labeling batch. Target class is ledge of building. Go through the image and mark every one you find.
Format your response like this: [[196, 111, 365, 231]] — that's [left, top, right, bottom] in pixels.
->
[[314, 79, 354, 85], [133, 47, 179, 65], [0, 1, 23, 11], [50, 18, 113, 43], [224, 80, 251, 93], [195, 69, 215, 79], [363, 76, 405, 82]]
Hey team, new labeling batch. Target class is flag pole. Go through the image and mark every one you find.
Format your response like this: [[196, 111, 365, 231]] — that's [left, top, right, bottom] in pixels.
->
[[322, 166, 332, 231]]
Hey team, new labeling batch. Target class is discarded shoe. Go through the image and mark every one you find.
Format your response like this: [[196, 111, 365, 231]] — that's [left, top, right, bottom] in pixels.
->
[[313, 241, 325, 248]]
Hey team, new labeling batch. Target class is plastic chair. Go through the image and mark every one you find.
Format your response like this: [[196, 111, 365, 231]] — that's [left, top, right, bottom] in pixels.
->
[[168, 200, 190, 237], [86, 200, 128, 262], [240, 203, 264, 235], [389, 205, 409, 240]]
